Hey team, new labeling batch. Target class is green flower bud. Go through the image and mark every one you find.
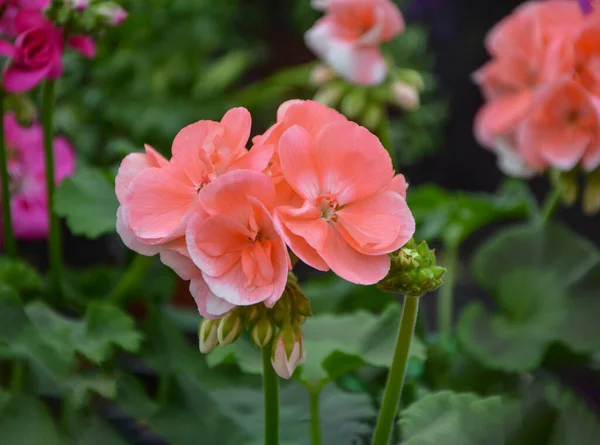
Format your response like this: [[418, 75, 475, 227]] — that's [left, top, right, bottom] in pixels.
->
[[271, 324, 304, 379], [391, 81, 420, 110], [243, 305, 261, 327], [341, 88, 367, 119], [583, 169, 600, 215], [294, 296, 313, 318], [314, 83, 345, 107], [362, 104, 384, 130], [552, 169, 578, 207], [217, 311, 243, 347], [198, 319, 218, 353], [251, 317, 275, 348]]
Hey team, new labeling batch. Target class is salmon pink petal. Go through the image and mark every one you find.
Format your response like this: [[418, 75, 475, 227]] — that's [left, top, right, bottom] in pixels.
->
[[144, 144, 168, 167], [277, 100, 304, 122], [128, 167, 197, 239], [220, 107, 252, 152], [337, 191, 415, 255], [199, 169, 276, 218], [262, 238, 290, 307], [203, 262, 275, 306], [115, 153, 153, 204], [228, 143, 274, 172], [315, 121, 393, 204], [160, 250, 202, 281], [172, 119, 223, 157], [186, 214, 248, 277], [320, 225, 391, 285], [282, 100, 347, 138], [520, 123, 589, 171], [275, 201, 327, 250], [386, 174, 409, 198], [273, 209, 329, 271], [190, 277, 235, 319], [474, 91, 532, 147], [116, 207, 162, 256], [278, 126, 320, 200]]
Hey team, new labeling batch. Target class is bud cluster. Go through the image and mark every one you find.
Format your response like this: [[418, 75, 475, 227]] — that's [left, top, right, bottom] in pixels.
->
[[310, 64, 425, 131], [198, 273, 312, 379], [377, 239, 445, 297], [550, 168, 600, 215], [45, 0, 126, 35]]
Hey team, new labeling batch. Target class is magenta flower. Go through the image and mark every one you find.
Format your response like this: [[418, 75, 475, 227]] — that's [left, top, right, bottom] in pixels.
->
[[0, 10, 95, 93], [579, 0, 594, 14], [0, 0, 49, 37], [2, 112, 75, 240]]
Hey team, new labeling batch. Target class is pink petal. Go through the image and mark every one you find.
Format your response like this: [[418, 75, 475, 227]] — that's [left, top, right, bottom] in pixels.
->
[[337, 191, 415, 255], [203, 262, 275, 306], [320, 225, 391, 285], [220, 107, 252, 153], [51, 136, 75, 184], [0, 40, 15, 57], [68, 35, 96, 58], [115, 153, 154, 205], [386, 174, 408, 198], [15, 9, 47, 32], [128, 167, 198, 239], [116, 207, 162, 256], [190, 278, 235, 319], [228, 143, 274, 172], [315, 121, 394, 204], [11, 196, 48, 240], [281, 100, 347, 138], [144, 144, 168, 168], [3, 65, 50, 93], [160, 250, 202, 281], [262, 238, 289, 307], [171, 119, 223, 157], [278, 125, 321, 201]]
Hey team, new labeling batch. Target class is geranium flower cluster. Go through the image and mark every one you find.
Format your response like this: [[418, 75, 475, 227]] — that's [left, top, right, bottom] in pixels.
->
[[2, 112, 75, 239], [474, 0, 600, 178], [305, 0, 405, 85], [116, 100, 415, 321], [0, 0, 126, 93]]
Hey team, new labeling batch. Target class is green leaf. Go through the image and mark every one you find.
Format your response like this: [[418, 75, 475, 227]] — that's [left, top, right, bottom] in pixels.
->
[[407, 180, 532, 245], [458, 224, 600, 372], [77, 302, 142, 363], [54, 166, 118, 239], [74, 415, 129, 445], [0, 286, 28, 342], [0, 395, 64, 445], [398, 391, 520, 444], [0, 258, 42, 294], [67, 375, 117, 409]]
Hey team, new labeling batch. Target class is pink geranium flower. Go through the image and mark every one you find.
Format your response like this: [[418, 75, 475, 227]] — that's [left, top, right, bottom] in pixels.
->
[[0, 0, 49, 37], [2, 112, 75, 240], [186, 170, 289, 315], [305, 0, 405, 85], [274, 119, 415, 284], [0, 10, 96, 93]]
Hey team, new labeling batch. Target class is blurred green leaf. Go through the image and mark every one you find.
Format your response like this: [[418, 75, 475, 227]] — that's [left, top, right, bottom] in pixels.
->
[[398, 391, 520, 445], [407, 180, 533, 246], [54, 166, 118, 239], [193, 50, 258, 98], [0, 286, 28, 342], [0, 258, 42, 294], [458, 224, 600, 372], [75, 415, 129, 445], [0, 395, 64, 445]]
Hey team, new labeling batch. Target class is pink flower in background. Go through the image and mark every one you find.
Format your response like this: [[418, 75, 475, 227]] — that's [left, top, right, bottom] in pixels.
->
[[186, 170, 289, 316], [274, 119, 415, 284], [0, 0, 49, 37], [0, 10, 96, 93], [2, 112, 75, 240], [96, 4, 127, 26], [305, 0, 405, 85]]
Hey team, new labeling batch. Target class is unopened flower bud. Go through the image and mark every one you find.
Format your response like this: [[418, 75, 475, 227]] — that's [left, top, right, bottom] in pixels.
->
[[394, 68, 425, 91], [391, 81, 420, 111], [217, 311, 243, 347], [271, 296, 292, 326], [251, 317, 275, 348], [311, 64, 335, 86], [71, 0, 89, 11], [198, 319, 218, 353], [243, 305, 261, 327], [583, 169, 600, 214], [314, 83, 345, 107], [341, 88, 367, 118], [271, 324, 304, 379], [294, 296, 313, 318], [362, 104, 383, 130], [95, 3, 127, 26], [552, 169, 578, 207]]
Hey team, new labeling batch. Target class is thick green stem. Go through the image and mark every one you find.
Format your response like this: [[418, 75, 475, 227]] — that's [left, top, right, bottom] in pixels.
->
[[42, 80, 62, 293], [540, 184, 562, 224], [262, 345, 279, 445], [107, 255, 152, 305], [309, 389, 322, 445], [0, 91, 16, 256], [438, 242, 458, 339], [372, 296, 420, 445]]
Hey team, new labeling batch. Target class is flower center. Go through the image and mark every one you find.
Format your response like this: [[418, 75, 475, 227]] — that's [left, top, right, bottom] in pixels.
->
[[316, 194, 339, 222]]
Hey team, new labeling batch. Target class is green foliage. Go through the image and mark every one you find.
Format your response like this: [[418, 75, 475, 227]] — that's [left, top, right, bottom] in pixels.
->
[[458, 224, 600, 372], [54, 166, 119, 239], [0, 395, 64, 445], [407, 180, 535, 246], [398, 391, 520, 444], [0, 258, 43, 294]]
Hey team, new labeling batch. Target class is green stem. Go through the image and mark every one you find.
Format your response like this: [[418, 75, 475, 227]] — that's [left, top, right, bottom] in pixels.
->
[[107, 255, 152, 305], [10, 360, 25, 392], [309, 389, 322, 445], [438, 242, 458, 339], [262, 345, 279, 445], [540, 184, 562, 224], [157, 374, 171, 404], [42, 80, 62, 293], [371, 296, 420, 445], [0, 90, 16, 256]]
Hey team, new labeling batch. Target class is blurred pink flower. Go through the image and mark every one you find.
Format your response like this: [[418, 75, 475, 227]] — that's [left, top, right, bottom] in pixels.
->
[[2, 112, 75, 240], [305, 0, 405, 85], [96, 4, 127, 26], [0, 10, 96, 92], [0, 0, 49, 37]]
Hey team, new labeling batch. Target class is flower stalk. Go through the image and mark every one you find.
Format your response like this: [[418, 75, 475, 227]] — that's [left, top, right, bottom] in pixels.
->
[[262, 344, 280, 445], [309, 389, 322, 445], [0, 90, 16, 256], [42, 80, 63, 294]]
